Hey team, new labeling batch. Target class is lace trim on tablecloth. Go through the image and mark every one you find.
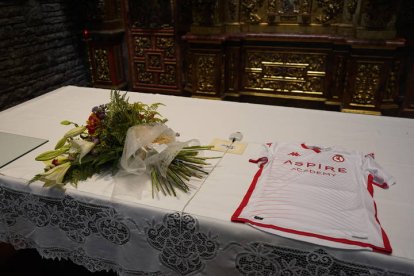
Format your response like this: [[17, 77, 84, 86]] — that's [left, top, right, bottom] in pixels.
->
[[0, 232, 166, 275], [146, 212, 219, 275], [232, 242, 411, 276], [0, 185, 131, 244], [0, 185, 411, 276]]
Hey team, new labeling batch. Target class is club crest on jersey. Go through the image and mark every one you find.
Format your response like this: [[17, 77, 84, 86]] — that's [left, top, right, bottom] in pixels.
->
[[332, 154, 345, 162]]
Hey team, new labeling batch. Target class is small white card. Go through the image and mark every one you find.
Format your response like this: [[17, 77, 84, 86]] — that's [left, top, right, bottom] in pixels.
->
[[210, 138, 247, 155]]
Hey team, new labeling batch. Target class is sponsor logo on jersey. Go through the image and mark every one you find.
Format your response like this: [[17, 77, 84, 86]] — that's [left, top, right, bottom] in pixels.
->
[[283, 160, 347, 173], [332, 154, 345, 162], [282, 160, 347, 177]]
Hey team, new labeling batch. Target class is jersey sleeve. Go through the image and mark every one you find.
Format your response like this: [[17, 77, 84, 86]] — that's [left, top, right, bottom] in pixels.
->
[[249, 142, 274, 167], [362, 154, 396, 189]]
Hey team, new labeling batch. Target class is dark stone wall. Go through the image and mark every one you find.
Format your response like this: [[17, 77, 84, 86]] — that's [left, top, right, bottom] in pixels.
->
[[0, 0, 90, 111]]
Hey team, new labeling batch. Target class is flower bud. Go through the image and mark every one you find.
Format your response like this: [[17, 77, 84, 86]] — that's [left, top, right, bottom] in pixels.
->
[[64, 126, 86, 138]]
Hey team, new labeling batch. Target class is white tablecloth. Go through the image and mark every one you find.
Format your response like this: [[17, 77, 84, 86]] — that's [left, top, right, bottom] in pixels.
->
[[1, 86, 414, 275]]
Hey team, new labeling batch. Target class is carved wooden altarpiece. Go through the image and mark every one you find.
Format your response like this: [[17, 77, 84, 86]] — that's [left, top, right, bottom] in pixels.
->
[[183, 0, 406, 116], [122, 0, 191, 95]]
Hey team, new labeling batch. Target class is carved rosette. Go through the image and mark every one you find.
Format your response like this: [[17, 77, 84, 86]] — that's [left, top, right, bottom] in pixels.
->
[[144, 52, 164, 73]]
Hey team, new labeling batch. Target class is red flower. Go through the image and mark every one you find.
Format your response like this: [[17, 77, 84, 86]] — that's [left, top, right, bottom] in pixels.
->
[[86, 113, 101, 135]]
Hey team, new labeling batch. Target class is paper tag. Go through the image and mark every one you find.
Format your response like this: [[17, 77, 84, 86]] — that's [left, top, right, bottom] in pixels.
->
[[210, 138, 247, 155]]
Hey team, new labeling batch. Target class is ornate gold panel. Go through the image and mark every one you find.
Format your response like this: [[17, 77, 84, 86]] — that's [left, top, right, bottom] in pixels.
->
[[189, 0, 401, 40], [156, 37, 175, 59], [148, 54, 161, 69], [244, 50, 326, 95], [350, 63, 381, 107], [159, 64, 177, 86], [133, 35, 151, 57], [196, 55, 216, 94], [135, 62, 154, 84], [131, 33, 179, 88], [93, 49, 110, 81], [145, 52, 164, 72]]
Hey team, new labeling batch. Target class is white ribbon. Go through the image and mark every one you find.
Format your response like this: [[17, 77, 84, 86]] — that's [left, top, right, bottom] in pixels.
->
[[112, 124, 198, 200], [118, 124, 175, 175]]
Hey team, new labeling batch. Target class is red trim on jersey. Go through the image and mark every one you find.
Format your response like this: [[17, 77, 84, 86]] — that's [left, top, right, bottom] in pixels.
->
[[367, 174, 392, 252], [365, 152, 375, 159], [231, 158, 267, 222], [367, 172, 389, 189], [301, 143, 321, 153], [248, 157, 268, 167], [372, 180, 389, 189], [232, 216, 391, 253], [232, 165, 392, 254]]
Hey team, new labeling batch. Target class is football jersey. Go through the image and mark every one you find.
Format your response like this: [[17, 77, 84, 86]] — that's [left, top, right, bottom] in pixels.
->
[[232, 142, 395, 253]]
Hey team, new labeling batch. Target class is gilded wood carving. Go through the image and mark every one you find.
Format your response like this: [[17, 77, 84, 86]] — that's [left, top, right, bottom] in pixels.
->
[[94, 49, 110, 81], [196, 55, 216, 94], [244, 50, 326, 95], [350, 63, 380, 106]]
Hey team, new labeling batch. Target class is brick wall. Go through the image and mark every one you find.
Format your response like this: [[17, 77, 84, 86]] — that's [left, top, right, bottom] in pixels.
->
[[0, 0, 90, 111]]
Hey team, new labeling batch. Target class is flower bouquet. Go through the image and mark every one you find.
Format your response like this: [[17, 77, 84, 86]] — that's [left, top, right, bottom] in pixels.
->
[[30, 90, 214, 197]]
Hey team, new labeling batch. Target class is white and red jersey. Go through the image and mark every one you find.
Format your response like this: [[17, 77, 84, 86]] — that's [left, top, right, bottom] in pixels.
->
[[232, 142, 395, 253]]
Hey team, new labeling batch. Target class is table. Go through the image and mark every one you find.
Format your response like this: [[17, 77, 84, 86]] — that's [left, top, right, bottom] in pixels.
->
[[1, 86, 414, 275]]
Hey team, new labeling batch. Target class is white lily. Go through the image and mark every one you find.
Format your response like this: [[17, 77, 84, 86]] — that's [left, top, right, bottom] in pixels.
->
[[70, 139, 96, 163], [39, 162, 71, 186]]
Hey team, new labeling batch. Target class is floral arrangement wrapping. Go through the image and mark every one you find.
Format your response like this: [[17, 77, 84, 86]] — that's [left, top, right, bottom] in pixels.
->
[[30, 90, 215, 197]]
